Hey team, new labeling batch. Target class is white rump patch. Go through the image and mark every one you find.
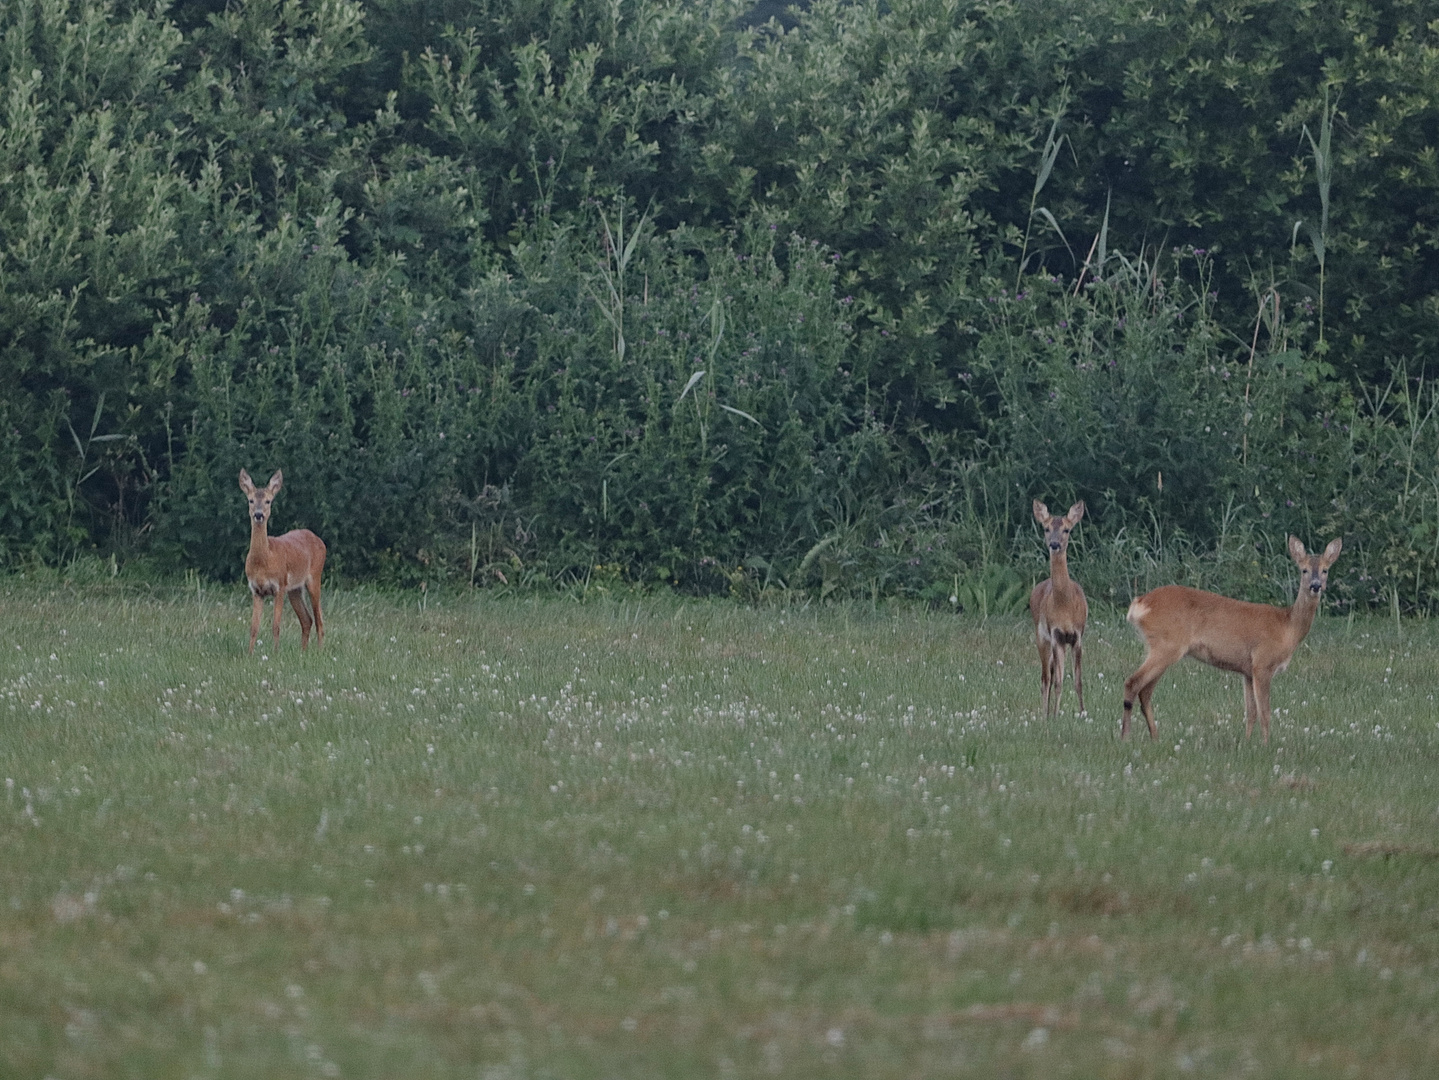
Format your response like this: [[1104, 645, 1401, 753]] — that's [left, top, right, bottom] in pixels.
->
[[1126, 598, 1149, 626]]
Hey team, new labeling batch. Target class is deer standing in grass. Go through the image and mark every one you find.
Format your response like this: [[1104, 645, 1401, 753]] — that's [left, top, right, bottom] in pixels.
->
[[239, 469, 326, 654], [1029, 500, 1088, 717], [1122, 536, 1341, 743]]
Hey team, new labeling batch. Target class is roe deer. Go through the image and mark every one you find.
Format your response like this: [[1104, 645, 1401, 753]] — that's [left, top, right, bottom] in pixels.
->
[[1029, 499, 1088, 717], [239, 468, 326, 654], [1122, 536, 1341, 743]]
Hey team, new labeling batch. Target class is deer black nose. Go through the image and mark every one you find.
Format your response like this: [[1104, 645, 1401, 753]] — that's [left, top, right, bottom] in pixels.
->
[[1049, 541, 1061, 551], [253, 511, 264, 521]]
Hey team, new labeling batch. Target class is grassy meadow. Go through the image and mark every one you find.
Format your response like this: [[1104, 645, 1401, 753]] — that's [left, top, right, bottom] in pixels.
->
[[1, 580, 1436, 1078]]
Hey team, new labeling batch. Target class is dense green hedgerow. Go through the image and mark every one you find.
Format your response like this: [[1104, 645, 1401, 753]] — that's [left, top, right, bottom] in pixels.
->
[[2, 0, 1438, 609]]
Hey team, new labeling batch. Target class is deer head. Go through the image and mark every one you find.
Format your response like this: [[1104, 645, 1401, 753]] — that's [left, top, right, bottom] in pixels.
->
[[1033, 499, 1085, 555], [239, 468, 284, 528], [1288, 535, 1342, 597]]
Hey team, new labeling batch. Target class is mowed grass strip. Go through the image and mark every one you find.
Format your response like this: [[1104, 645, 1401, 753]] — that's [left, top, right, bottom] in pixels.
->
[[0, 582, 1436, 1078]]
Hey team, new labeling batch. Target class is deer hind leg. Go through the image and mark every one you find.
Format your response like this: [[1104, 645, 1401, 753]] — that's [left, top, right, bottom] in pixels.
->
[[249, 593, 264, 655], [1136, 681, 1160, 740], [1072, 636, 1085, 715], [308, 575, 323, 648], [289, 588, 313, 650], [1123, 646, 1179, 739]]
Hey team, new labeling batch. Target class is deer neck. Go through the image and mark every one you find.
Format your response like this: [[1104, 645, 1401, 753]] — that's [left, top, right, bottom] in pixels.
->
[[1048, 548, 1071, 587], [248, 517, 271, 566], [1285, 588, 1321, 645]]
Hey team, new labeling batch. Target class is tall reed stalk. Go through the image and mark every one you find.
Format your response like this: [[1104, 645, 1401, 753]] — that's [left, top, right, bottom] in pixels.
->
[[1300, 90, 1336, 348]]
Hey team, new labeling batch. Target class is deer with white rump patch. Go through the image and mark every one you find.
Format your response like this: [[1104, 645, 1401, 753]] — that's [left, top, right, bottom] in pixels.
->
[[1029, 499, 1088, 717], [1122, 536, 1341, 743], [238, 468, 326, 654]]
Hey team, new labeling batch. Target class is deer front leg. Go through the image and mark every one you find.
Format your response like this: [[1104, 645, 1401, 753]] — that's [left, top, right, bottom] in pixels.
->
[[1241, 675, 1258, 740], [271, 591, 284, 649], [1250, 670, 1275, 745], [1051, 643, 1067, 717], [1036, 638, 1053, 715], [249, 593, 264, 654]]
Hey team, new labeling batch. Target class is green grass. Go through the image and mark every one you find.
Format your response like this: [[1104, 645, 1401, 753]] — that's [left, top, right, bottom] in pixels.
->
[[1, 581, 1437, 1078]]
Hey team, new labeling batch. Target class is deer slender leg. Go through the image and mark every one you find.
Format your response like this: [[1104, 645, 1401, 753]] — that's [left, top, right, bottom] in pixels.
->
[[1123, 647, 1180, 738], [309, 578, 323, 647], [1137, 681, 1160, 739], [1036, 638, 1052, 715], [289, 589, 313, 650], [1052, 644, 1066, 716], [249, 594, 264, 655], [1072, 637, 1085, 715], [271, 592, 284, 649], [1251, 670, 1275, 745]]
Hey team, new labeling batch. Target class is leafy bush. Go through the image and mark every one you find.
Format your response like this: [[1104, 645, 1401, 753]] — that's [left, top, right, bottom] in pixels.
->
[[3, 0, 1439, 614]]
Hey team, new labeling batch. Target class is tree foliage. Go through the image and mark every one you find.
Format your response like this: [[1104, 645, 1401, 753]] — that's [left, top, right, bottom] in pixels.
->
[[2, 0, 1438, 608]]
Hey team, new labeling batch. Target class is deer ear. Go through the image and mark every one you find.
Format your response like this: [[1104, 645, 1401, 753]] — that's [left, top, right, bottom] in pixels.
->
[[239, 469, 254, 494], [1287, 535, 1307, 564], [1320, 537, 1342, 568], [1032, 500, 1050, 524], [267, 469, 284, 493], [1066, 500, 1086, 525]]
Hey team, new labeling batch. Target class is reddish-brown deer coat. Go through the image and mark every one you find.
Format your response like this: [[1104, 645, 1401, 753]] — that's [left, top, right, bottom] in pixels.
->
[[1029, 499, 1088, 717], [239, 468, 326, 654], [1122, 536, 1341, 743]]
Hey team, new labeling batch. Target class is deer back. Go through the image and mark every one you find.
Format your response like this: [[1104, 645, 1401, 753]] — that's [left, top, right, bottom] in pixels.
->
[[1128, 585, 1293, 670]]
